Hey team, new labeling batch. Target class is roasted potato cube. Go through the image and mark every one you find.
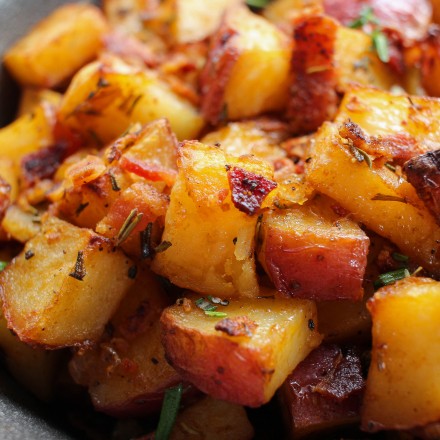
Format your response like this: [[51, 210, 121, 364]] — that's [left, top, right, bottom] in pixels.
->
[[0, 103, 55, 167], [152, 141, 277, 298], [305, 122, 440, 276], [258, 195, 369, 301], [170, 396, 254, 440], [0, 217, 134, 347], [59, 58, 204, 143], [1, 205, 41, 243], [201, 120, 287, 164], [168, 0, 241, 43], [0, 307, 62, 401], [17, 88, 62, 117], [335, 86, 440, 151], [161, 294, 322, 407], [404, 150, 440, 225], [362, 277, 440, 432], [279, 344, 364, 438], [200, 6, 291, 124], [263, 0, 322, 25], [69, 267, 180, 417], [4, 4, 108, 88]]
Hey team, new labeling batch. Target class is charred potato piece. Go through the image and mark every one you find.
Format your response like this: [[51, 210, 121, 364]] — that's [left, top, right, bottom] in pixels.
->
[[69, 267, 180, 417], [152, 141, 277, 298], [200, 5, 291, 124], [306, 122, 440, 276], [362, 277, 440, 432], [279, 344, 365, 438], [1, 205, 41, 243], [258, 195, 369, 301], [404, 150, 440, 225], [161, 294, 322, 407], [0, 216, 134, 348], [4, 4, 108, 88]]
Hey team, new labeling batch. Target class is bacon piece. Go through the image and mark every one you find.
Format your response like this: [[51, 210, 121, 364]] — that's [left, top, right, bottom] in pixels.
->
[[279, 344, 365, 437], [288, 15, 339, 135], [227, 166, 277, 216]]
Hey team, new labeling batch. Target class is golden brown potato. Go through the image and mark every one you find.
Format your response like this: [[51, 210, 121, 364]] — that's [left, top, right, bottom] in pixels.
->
[[59, 57, 204, 143], [258, 195, 369, 301], [152, 141, 277, 298], [0, 103, 55, 167], [263, 0, 322, 25], [200, 5, 291, 124], [1, 205, 41, 243], [17, 88, 62, 117], [362, 277, 440, 432], [170, 396, 254, 440], [0, 307, 62, 401], [69, 267, 180, 417], [168, 0, 241, 44], [161, 294, 322, 407], [4, 4, 109, 88], [0, 216, 134, 348], [306, 122, 440, 276]]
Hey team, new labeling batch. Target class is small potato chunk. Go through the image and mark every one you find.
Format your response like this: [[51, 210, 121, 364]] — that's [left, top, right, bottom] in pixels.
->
[[200, 6, 291, 124], [258, 195, 369, 301], [1, 205, 41, 243], [0, 103, 55, 167], [4, 4, 108, 88], [169, 0, 241, 44], [305, 122, 440, 276], [17, 88, 62, 117], [335, 86, 440, 150], [279, 344, 365, 438], [0, 307, 62, 401], [362, 277, 440, 432], [404, 150, 440, 225], [170, 396, 254, 440], [0, 217, 134, 347], [161, 295, 322, 407], [69, 267, 180, 417], [152, 141, 277, 298], [59, 58, 204, 143]]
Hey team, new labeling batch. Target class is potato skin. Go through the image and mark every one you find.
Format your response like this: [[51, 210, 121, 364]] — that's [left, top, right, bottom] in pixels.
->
[[161, 296, 321, 407]]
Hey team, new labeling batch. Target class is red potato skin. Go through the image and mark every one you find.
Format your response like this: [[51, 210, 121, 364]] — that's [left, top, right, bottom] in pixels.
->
[[323, 0, 432, 44], [200, 23, 240, 125], [279, 344, 365, 436], [288, 15, 339, 135], [160, 317, 272, 408], [261, 225, 368, 301]]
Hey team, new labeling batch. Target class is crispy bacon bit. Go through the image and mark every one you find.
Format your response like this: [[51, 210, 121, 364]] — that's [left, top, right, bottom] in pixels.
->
[[21, 144, 67, 186], [119, 301, 150, 340], [288, 15, 339, 135], [227, 167, 277, 216], [119, 155, 177, 187], [215, 315, 258, 337]]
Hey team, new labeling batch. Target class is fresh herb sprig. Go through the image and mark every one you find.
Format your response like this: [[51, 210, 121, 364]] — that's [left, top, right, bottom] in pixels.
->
[[374, 268, 410, 289], [195, 296, 229, 317], [155, 384, 183, 440]]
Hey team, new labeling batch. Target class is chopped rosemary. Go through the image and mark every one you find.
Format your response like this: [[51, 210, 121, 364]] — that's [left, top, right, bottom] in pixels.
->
[[126, 94, 143, 116], [109, 171, 121, 192], [371, 193, 407, 203], [348, 6, 378, 28], [392, 252, 409, 263], [155, 241, 172, 254], [69, 251, 86, 281], [155, 383, 183, 440], [75, 202, 89, 216], [384, 162, 396, 172], [372, 30, 390, 63], [140, 223, 154, 259], [374, 268, 410, 289], [205, 311, 228, 318], [0, 261, 8, 271], [116, 208, 144, 246], [195, 298, 217, 312], [246, 0, 270, 8], [349, 144, 372, 168], [128, 265, 138, 279]]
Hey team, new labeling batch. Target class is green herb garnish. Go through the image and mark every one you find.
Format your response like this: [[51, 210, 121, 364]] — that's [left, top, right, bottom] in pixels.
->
[[392, 252, 409, 263], [374, 268, 410, 289], [204, 311, 228, 318], [155, 384, 183, 440], [246, 0, 270, 8], [348, 6, 379, 29], [0, 261, 8, 271], [372, 30, 390, 63], [116, 208, 144, 246], [349, 144, 372, 168], [69, 251, 86, 281]]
